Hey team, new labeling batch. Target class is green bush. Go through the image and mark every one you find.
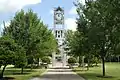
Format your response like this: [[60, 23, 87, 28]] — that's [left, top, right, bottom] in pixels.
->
[[68, 57, 77, 64], [41, 56, 51, 64]]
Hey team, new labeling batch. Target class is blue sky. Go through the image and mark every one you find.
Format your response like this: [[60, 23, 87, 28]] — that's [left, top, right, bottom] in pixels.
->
[[0, 0, 85, 34]]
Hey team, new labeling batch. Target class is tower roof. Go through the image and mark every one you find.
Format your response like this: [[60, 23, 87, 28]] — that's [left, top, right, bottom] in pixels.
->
[[55, 6, 63, 11]]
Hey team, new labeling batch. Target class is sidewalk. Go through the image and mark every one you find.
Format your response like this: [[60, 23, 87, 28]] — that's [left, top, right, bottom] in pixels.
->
[[30, 68, 85, 80]]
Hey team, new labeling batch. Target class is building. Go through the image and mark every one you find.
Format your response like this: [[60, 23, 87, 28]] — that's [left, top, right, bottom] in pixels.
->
[[52, 7, 67, 67]]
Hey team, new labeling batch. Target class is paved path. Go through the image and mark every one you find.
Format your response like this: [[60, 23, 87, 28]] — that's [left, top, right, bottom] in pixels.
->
[[30, 68, 85, 80]]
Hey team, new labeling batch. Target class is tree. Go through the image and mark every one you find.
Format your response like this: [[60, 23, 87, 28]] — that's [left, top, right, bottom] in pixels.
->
[[64, 30, 86, 66], [3, 9, 57, 68], [28, 21, 57, 66], [68, 57, 77, 64], [14, 46, 27, 74], [41, 56, 51, 64], [64, 30, 74, 55], [0, 36, 25, 78], [76, 0, 120, 76], [72, 2, 92, 70]]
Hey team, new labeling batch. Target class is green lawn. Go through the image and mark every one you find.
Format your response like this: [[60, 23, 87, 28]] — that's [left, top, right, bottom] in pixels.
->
[[0, 66, 46, 80], [73, 63, 120, 80]]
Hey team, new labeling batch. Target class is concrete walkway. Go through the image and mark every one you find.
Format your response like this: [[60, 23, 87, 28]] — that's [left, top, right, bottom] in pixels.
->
[[30, 68, 85, 80]]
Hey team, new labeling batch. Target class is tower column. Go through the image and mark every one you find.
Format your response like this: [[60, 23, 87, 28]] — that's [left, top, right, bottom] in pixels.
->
[[63, 53, 67, 66], [52, 7, 67, 68], [52, 52, 56, 67]]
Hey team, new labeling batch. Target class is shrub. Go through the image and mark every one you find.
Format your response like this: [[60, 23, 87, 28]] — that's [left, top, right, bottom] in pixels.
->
[[41, 56, 51, 64], [68, 57, 77, 64]]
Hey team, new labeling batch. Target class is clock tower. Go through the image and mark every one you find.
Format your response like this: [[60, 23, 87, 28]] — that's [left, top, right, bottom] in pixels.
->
[[52, 7, 67, 67], [54, 7, 64, 25]]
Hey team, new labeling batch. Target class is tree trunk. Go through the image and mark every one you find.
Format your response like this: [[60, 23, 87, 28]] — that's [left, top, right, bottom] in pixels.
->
[[30, 57, 34, 70], [0, 65, 1, 69], [87, 58, 90, 70], [37, 58, 40, 67], [21, 67, 24, 74], [95, 62, 98, 66], [82, 56, 85, 70], [102, 56, 105, 76], [118, 56, 119, 63], [0, 65, 7, 78], [31, 64, 33, 70], [78, 55, 81, 67]]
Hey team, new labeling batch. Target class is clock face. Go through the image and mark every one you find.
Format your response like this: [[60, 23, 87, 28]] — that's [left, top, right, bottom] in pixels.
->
[[54, 10, 64, 24], [55, 13, 63, 21]]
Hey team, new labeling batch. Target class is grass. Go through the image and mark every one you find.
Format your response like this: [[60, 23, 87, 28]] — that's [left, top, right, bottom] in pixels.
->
[[0, 65, 46, 80], [73, 62, 120, 80]]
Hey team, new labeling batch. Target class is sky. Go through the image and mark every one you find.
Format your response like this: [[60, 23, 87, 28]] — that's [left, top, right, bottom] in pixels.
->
[[0, 0, 85, 34]]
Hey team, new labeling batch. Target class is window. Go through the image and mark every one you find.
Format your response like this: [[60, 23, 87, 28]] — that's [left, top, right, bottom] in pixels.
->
[[55, 34, 57, 37], [61, 30, 62, 37], [58, 35, 60, 38], [58, 31, 60, 34], [61, 30, 62, 33], [55, 30, 57, 37], [56, 30, 57, 34]]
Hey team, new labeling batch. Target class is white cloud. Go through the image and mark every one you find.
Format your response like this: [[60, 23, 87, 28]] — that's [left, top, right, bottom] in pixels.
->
[[69, 0, 85, 15], [69, 6, 77, 15], [65, 18, 77, 31], [4, 21, 10, 27], [0, 0, 41, 13], [0, 21, 10, 33], [79, 0, 85, 5], [0, 21, 10, 27], [0, 23, 4, 35]]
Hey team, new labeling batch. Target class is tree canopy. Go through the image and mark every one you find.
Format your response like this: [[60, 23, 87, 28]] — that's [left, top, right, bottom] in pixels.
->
[[3, 10, 57, 64], [0, 36, 25, 78], [0, 9, 57, 78], [65, 0, 120, 77]]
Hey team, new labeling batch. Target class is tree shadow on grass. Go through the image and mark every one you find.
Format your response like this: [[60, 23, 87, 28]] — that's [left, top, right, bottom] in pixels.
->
[[3, 69, 36, 75], [12, 72, 30, 75], [77, 73, 115, 80], [48, 69, 72, 72], [73, 69, 88, 72], [0, 77, 15, 80], [32, 75, 40, 77]]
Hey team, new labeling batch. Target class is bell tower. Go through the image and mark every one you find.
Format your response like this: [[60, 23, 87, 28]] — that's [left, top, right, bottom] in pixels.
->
[[52, 7, 67, 67], [54, 7, 64, 45]]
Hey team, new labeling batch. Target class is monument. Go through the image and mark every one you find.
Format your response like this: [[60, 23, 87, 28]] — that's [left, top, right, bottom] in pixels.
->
[[52, 7, 67, 67]]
